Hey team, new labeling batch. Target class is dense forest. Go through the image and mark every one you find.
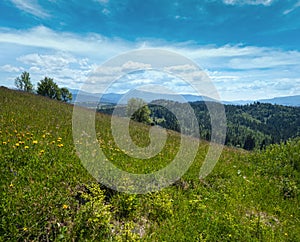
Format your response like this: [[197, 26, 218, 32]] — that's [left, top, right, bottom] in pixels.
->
[[98, 100, 300, 150]]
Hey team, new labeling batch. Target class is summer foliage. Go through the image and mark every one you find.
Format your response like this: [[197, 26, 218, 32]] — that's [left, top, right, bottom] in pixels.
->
[[126, 98, 152, 124], [14, 72, 72, 102], [99, 100, 300, 150], [14, 71, 33, 93], [0, 87, 299, 241]]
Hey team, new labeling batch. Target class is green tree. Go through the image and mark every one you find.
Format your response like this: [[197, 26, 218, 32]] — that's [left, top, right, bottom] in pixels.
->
[[243, 134, 256, 150], [37, 77, 61, 100], [127, 98, 151, 124], [60, 87, 72, 102], [15, 71, 34, 92]]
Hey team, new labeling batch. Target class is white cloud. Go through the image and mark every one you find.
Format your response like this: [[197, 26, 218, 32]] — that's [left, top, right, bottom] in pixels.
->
[[0, 64, 23, 73], [283, 0, 300, 15], [10, 0, 50, 18], [169, 44, 300, 71], [15, 52, 94, 89], [0, 26, 299, 100], [102, 8, 111, 15], [0, 26, 133, 57], [223, 0, 274, 6], [122, 61, 151, 72], [94, 0, 109, 4]]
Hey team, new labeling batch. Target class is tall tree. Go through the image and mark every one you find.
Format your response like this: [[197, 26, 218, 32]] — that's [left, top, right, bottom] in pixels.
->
[[127, 98, 151, 124], [60, 87, 72, 102], [15, 71, 34, 92], [37, 77, 61, 100]]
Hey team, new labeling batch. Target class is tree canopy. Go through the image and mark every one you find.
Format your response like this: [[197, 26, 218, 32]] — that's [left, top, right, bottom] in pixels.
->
[[15, 71, 34, 93], [61, 87, 73, 102], [37, 77, 62, 100], [126, 98, 151, 124]]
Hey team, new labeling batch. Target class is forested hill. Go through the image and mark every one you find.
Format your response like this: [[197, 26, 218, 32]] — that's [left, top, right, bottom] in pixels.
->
[[152, 101, 300, 150], [99, 100, 300, 150]]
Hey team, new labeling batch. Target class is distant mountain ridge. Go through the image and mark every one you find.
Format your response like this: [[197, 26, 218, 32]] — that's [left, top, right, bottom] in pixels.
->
[[258, 95, 300, 107], [71, 89, 213, 105], [70, 89, 300, 107]]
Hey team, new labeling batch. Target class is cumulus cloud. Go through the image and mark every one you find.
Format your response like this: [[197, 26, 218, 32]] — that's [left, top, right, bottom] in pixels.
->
[[16, 52, 94, 88], [0, 64, 23, 73], [0, 26, 299, 100], [121, 61, 151, 72]]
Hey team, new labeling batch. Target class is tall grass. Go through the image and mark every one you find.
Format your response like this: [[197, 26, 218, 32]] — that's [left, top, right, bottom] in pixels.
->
[[0, 87, 299, 241]]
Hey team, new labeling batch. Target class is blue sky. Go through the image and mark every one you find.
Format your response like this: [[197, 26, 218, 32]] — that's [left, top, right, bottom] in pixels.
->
[[1, 0, 300, 100]]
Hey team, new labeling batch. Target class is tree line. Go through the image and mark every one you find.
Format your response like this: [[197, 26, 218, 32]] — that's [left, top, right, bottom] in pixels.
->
[[98, 99, 300, 151], [14, 71, 72, 102]]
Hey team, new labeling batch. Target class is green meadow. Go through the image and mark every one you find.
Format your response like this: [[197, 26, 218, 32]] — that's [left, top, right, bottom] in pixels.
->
[[0, 86, 299, 241]]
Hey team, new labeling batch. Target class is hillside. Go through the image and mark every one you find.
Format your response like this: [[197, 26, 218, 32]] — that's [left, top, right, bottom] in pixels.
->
[[0, 87, 299, 241], [98, 100, 300, 150]]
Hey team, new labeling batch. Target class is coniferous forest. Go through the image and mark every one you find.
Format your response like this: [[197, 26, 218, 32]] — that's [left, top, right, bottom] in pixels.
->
[[98, 100, 300, 150]]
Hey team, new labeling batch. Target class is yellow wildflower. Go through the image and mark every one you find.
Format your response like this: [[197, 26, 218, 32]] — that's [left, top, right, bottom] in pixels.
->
[[9, 183, 14, 188], [62, 204, 68, 209], [40, 149, 45, 154], [32, 140, 38, 144], [23, 227, 28, 231], [24, 146, 29, 149], [57, 144, 64, 148], [2, 141, 7, 145], [42, 134, 46, 138], [15, 143, 20, 147]]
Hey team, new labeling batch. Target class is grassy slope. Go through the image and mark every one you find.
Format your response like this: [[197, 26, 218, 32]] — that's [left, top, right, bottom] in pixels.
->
[[0, 87, 299, 241]]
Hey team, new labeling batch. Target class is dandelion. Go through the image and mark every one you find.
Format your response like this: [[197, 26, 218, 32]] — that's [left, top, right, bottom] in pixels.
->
[[9, 183, 14, 188], [2, 141, 7, 145], [42, 134, 46, 138], [23, 227, 28, 231], [32, 140, 38, 144], [40, 149, 45, 154], [51, 141, 55, 144], [24, 146, 29, 149], [15, 143, 20, 147], [57, 144, 64, 148], [285, 233, 288, 236], [62, 204, 68, 209]]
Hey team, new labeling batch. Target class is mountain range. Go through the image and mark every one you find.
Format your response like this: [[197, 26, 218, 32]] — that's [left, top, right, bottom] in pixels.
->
[[71, 89, 300, 107]]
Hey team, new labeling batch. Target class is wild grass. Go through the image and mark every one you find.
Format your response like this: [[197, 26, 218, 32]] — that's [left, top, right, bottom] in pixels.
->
[[0, 87, 299, 241]]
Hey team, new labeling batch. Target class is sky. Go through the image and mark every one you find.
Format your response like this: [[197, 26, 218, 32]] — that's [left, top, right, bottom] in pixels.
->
[[0, 0, 300, 101]]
